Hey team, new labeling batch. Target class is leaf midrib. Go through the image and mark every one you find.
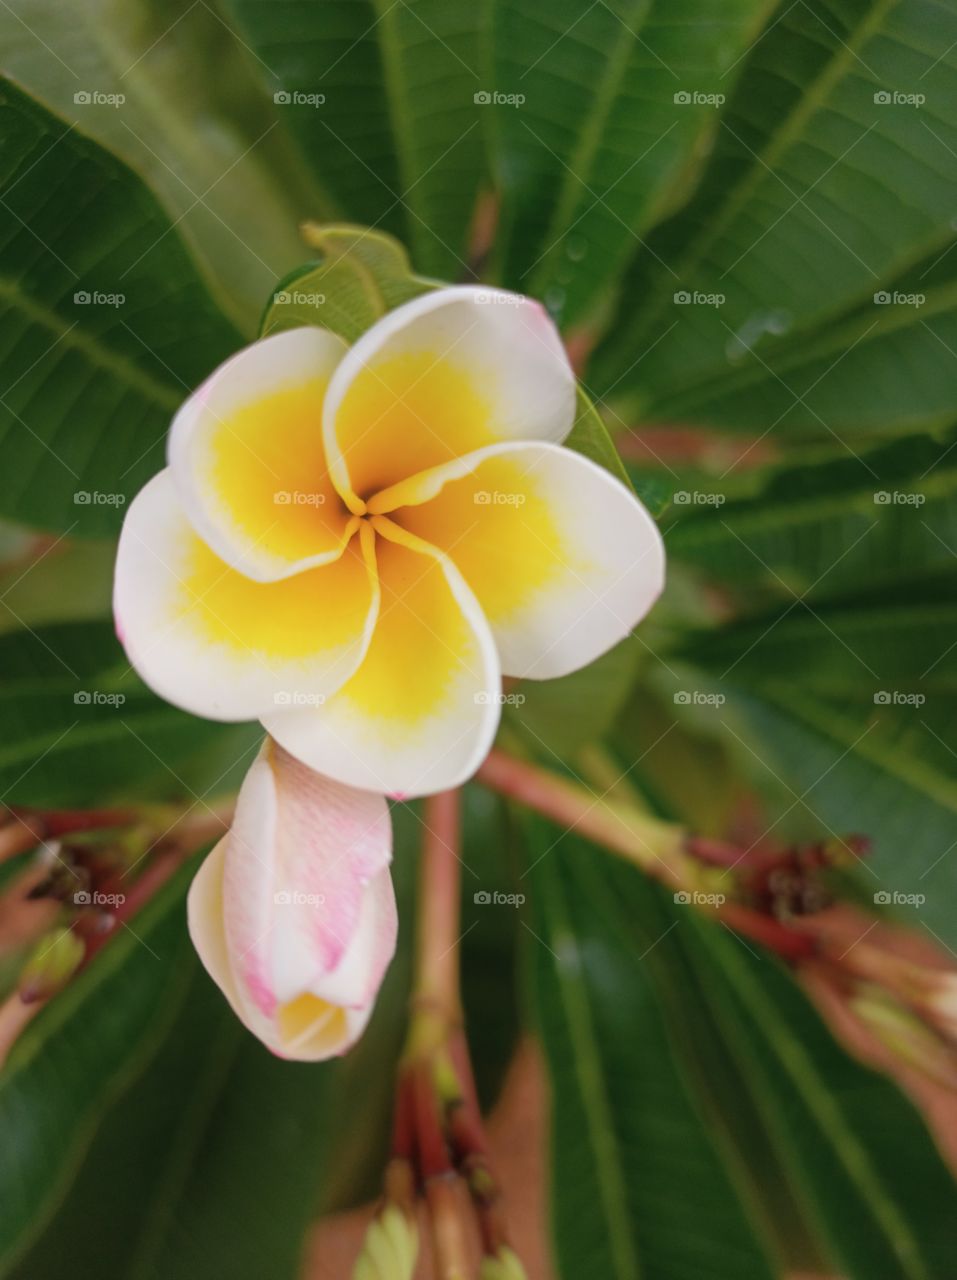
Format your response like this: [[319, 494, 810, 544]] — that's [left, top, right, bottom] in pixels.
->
[[0, 276, 179, 411], [627, 0, 901, 347], [746, 684, 957, 814], [541, 870, 642, 1280], [712, 936, 933, 1280]]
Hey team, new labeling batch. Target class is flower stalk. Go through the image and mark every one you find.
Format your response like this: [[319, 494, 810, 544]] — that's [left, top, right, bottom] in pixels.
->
[[374, 789, 526, 1280]]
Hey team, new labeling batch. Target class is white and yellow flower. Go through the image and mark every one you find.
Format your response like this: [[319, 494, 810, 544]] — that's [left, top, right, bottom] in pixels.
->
[[187, 738, 396, 1060], [115, 286, 664, 797]]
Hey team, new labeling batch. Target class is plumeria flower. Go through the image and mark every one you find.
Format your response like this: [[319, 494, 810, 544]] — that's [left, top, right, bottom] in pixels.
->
[[187, 738, 396, 1060], [115, 287, 664, 797]]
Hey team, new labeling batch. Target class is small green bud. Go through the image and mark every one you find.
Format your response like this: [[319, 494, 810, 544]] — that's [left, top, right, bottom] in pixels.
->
[[480, 1246, 527, 1280], [351, 1205, 418, 1280], [19, 928, 85, 1002]]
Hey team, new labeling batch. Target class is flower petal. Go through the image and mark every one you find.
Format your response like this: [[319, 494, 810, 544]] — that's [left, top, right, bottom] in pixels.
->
[[169, 327, 354, 581], [323, 286, 576, 510], [114, 470, 378, 721], [394, 442, 665, 679], [264, 520, 501, 796], [187, 739, 396, 1062]]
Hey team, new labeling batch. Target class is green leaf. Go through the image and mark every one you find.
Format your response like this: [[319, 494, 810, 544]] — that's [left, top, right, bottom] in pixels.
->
[[666, 589, 957, 943], [0, 78, 241, 537], [218, 0, 486, 280], [260, 224, 434, 341], [0, 0, 318, 330], [667, 428, 957, 601], [527, 827, 957, 1280], [485, 0, 777, 326], [523, 824, 777, 1280], [0, 533, 114, 636], [677, 909, 957, 1280], [0, 864, 196, 1273], [592, 0, 957, 420], [0, 620, 260, 808]]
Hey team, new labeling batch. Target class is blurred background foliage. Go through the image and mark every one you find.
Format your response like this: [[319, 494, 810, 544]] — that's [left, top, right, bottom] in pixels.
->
[[0, 0, 956, 1276]]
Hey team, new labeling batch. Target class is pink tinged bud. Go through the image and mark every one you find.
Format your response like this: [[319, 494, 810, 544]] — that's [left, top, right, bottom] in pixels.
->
[[187, 739, 397, 1061]]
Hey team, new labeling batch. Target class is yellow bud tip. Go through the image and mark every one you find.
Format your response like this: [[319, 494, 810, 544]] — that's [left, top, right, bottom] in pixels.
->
[[19, 929, 85, 1002], [479, 1246, 527, 1280], [351, 1204, 418, 1280]]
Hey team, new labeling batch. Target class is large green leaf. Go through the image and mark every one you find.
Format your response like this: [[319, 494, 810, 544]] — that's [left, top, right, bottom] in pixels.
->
[[592, 0, 957, 423], [527, 828, 957, 1280], [0, 0, 317, 329], [218, 0, 486, 280], [666, 427, 957, 600], [678, 909, 957, 1280], [486, 0, 777, 326], [669, 592, 957, 943], [0, 864, 196, 1273], [0, 78, 241, 536], [524, 825, 777, 1280], [0, 620, 260, 807]]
